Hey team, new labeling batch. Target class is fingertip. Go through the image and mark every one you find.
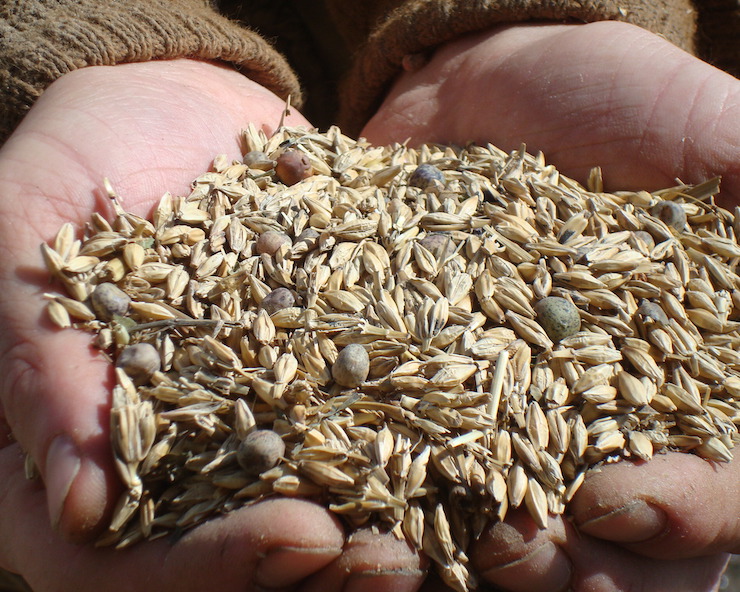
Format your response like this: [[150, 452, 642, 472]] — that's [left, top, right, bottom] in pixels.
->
[[481, 541, 571, 592], [54, 450, 116, 542], [300, 528, 427, 592], [575, 498, 668, 544], [44, 435, 81, 529], [249, 499, 344, 587], [250, 497, 345, 549], [255, 544, 344, 588], [1, 330, 117, 541], [471, 511, 571, 592], [570, 452, 740, 557]]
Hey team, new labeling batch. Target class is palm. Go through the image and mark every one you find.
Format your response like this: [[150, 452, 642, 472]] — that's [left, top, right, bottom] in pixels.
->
[[363, 21, 740, 204]]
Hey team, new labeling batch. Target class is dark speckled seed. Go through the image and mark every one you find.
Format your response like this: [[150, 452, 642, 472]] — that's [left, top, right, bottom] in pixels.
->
[[237, 429, 285, 476], [419, 233, 455, 260], [275, 149, 313, 185], [256, 230, 292, 256], [638, 300, 669, 326], [534, 297, 581, 342], [650, 201, 686, 231], [91, 282, 131, 320], [332, 343, 370, 388], [409, 163, 444, 188], [260, 287, 296, 315], [116, 343, 161, 384]]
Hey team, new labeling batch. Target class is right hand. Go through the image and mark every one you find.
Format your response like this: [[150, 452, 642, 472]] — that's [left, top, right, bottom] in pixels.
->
[[363, 21, 740, 592]]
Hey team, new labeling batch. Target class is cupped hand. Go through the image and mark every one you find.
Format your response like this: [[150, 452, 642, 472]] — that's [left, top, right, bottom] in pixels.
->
[[363, 21, 740, 591], [363, 20, 740, 205], [0, 59, 427, 591]]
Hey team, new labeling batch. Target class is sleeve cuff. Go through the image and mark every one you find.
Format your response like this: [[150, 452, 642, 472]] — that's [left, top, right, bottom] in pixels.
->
[[0, 0, 302, 143]]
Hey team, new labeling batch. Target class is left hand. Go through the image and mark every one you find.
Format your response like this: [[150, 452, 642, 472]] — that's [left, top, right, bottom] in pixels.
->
[[0, 58, 426, 592]]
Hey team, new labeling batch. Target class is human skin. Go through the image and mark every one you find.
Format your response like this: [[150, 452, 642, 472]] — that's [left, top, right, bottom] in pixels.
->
[[1, 20, 739, 592], [363, 21, 740, 591], [363, 21, 740, 205], [0, 59, 425, 592]]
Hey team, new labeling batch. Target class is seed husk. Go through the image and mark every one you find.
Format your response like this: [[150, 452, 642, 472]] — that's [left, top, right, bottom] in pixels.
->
[[41, 125, 740, 592], [243, 150, 275, 170]]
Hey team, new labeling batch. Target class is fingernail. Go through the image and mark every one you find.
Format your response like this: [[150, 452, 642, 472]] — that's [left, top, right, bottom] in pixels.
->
[[343, 569, 425, 592], [481, 542, 572, 592], [578, 499, 668, 543], [255, 545, 341, 588], [45, 435, 81, 529]]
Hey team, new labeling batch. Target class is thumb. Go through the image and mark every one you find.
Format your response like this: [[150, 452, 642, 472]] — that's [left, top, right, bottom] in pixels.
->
[[570, 451, 740, 558], [0, 282, 119, 541]]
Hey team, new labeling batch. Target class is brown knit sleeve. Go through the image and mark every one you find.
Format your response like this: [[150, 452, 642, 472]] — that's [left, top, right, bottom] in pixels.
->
[[327, 0, 699, 135], [696, 0, 740, 78], [0, 0, 302, 144]]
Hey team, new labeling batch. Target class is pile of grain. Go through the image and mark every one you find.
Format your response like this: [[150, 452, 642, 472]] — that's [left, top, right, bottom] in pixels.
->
[[42, 126, 740, 591]]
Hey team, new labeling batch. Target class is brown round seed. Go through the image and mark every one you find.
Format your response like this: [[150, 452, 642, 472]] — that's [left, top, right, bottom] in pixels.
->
[[237, 429, 285, 476], [256, 230, 292, 256], [332, 343, 370, 388], [535, 297, 581, 342], [116, 343, 161, 383], [260, 287, 296, 315], [91, 282, 131, 320], [275, 149, 313, 186]]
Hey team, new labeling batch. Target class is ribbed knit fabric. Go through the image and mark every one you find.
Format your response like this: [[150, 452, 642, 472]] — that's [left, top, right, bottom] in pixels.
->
[[0, 0, 302, 143]]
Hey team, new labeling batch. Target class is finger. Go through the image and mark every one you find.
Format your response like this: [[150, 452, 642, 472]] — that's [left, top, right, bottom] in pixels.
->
[[470, 510, 572, 592], [470, 510, 729, 592], [570, 451, 740, 557], [0, 59, 310, 541], [300, 529, 427, 592], [2, 59, 311, 220], [564, 525, 729, 592], [0, 284, 119, 541], [0, 443, 343, 592]]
